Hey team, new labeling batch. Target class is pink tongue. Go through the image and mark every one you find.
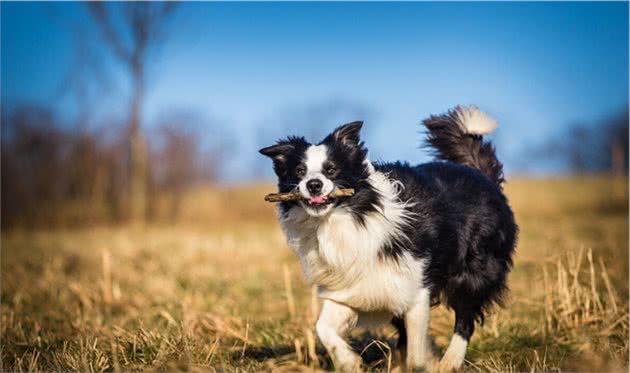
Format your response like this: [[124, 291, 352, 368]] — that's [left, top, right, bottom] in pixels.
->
[[309, 196, 327, 204]]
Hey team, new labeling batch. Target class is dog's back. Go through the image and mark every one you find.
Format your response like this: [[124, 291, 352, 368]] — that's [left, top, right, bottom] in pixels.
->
[[377, 160, 517, 316]]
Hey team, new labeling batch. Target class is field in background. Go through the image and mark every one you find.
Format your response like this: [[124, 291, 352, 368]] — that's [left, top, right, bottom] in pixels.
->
[[2, 177, 628, 372]]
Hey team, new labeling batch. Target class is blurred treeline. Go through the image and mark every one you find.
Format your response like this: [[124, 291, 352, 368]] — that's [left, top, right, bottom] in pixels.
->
[[2, 101, 627, 229], [1, 103, 218, 228], [542, 108, 629, 175]]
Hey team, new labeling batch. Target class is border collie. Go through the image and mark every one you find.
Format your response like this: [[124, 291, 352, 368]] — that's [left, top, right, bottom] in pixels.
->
[[260, 106, 517, 372]]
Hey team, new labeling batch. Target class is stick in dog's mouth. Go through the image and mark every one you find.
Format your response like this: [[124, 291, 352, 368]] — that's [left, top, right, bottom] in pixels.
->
[[264, 188, 355, 203]]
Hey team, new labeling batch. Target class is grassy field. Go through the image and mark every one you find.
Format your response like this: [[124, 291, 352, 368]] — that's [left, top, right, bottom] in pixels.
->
[[1, 177, 628, 372]]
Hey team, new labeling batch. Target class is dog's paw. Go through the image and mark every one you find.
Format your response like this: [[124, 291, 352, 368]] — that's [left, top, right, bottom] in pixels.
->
[[405, 359, 432, 372], [404, 347, 434, 372], [333, 355, 363, 373], [435, 353, 464, 373], [405, 365, 431, 373]]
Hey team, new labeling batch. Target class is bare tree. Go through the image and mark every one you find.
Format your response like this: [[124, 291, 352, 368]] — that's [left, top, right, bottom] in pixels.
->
[[88, 3, 175, 224]]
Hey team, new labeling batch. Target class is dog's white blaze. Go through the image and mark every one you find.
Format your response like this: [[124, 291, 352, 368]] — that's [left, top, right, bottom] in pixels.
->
[[280, 162, 426, 316], [304, 145, 328, 173], [440, 333, 468, 371], [299, 144, 334, 200], [455, 105, 497, 135]]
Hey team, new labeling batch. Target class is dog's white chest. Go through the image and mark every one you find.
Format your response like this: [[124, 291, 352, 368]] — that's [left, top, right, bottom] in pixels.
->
[[280, 206, 425, 315]]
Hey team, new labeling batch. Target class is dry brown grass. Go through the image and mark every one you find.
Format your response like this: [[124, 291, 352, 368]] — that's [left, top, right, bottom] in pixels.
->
[[1, 176, 628, 372]]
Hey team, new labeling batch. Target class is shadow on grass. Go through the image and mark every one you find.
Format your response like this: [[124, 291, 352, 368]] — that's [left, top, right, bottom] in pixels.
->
[[231, 331, 399, 371]]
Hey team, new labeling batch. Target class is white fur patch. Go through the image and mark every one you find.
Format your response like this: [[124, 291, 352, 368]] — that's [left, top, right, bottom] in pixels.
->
[[280, 163, 426, 316], [440, 333, 468, 371], [405, 289, 432, 369], [304, 145, 328, 174], [454, 105, 497, 135]]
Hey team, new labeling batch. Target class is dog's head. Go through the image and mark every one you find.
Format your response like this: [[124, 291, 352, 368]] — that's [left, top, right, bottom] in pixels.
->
[[260, 121, 371, 217]]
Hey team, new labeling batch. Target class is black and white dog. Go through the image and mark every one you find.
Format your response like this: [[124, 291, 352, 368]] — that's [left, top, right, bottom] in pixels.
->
[[260, 106, 517, 372]]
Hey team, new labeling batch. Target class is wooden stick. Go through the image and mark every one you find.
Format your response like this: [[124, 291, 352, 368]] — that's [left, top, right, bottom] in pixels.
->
[[264, 188, 355, 202]]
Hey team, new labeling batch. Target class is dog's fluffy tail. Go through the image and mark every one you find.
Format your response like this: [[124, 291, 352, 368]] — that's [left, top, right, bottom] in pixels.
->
[[423, 105, 505, 186]]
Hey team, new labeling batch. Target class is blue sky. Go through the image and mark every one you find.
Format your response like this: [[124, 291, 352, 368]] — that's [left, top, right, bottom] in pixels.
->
[[2, 2, 628, 181]]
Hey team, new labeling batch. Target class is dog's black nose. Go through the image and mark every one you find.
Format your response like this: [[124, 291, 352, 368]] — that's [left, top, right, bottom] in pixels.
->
[[306, 179, 323, 195]]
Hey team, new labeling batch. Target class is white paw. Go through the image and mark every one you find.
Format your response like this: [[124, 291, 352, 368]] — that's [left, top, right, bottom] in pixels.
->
[[334, 355, 362, 372], [437, 334, 467, 372], [437, 350, 464, 372], [406, 350, 434, 372]]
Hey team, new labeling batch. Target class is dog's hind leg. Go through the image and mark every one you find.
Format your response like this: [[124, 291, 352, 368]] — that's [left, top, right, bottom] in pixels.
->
[[316, 299, 361, 372], [404, 288, 433, 371], [439, 306, 475, 372]]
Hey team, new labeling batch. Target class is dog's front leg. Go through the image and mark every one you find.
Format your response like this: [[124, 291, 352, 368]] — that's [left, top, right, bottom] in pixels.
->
[[316, 299, 361, 372], [404, 288, 433, 371]]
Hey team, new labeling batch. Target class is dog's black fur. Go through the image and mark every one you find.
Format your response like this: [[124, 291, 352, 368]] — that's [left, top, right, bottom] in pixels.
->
[[381, 159, 517, 342]]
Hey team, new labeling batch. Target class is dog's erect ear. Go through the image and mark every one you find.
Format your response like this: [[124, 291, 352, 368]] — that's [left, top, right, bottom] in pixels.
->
[[332, 121, 363, 147], [259, 143, 295, 162], [260, 143, 295, 178]]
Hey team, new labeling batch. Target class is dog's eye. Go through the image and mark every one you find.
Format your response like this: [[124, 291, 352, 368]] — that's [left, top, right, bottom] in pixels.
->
[[325, 166, 336, 176], [296, 166, 306, 177]]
